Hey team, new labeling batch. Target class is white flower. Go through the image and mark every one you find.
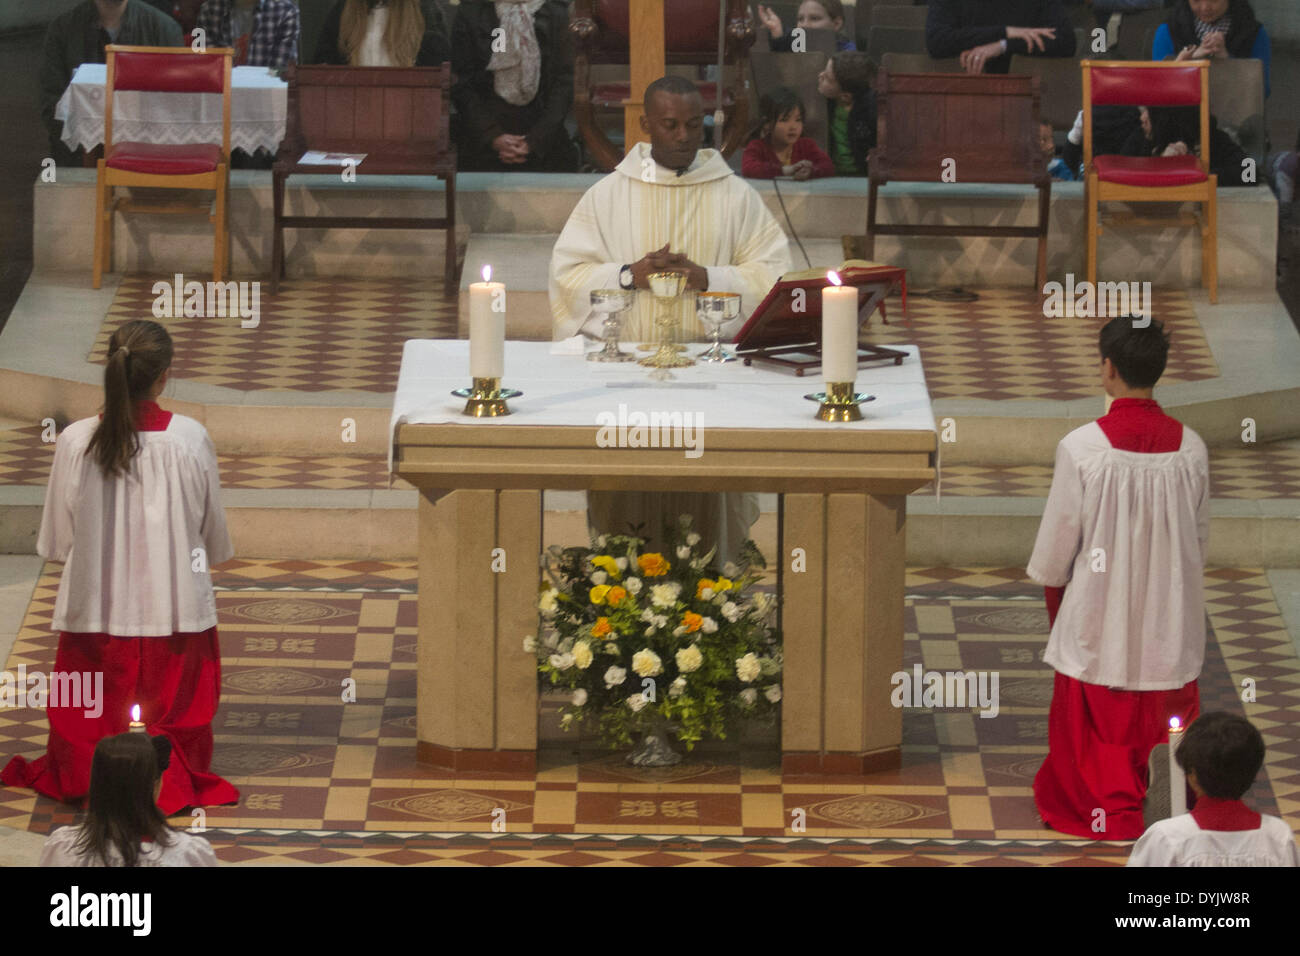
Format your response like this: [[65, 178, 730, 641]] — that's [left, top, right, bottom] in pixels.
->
[[723, 562, 739, 577], [640, 608, 656, 623], [650, 582, 682, 609], [604, 665, 627, 689], [676, 545, 691, 560], [627, 693, 648, 713], [549, 652, 575, 671], [560, 713, 574, 730], [522, 634, 536, 653], [752, 592, 774, 616], [700, 616, 719, 634], [603, 642, 620, 655], [735, 653, 761, 683], [538, 588, 560, 617], [616, 557, 628, 571], [543, 630, 559, 649], [591, 570, 608, 586], [644, 626, 656, 637], [699, 587, 715, 601], [669, 676, 687, 697], [721, 601, 743, 623], [625, 577, 642, 595], [739, 688, 758, 706], [596, 534, 608, 548], [675, 644, 703, 673], [764, 684, 782, 703], [572, 688, 588, 707], [572, 641, 593, 670], [632, 648, 663, 677], [713, 593, 727, 607], [686, 532, 701, 547]]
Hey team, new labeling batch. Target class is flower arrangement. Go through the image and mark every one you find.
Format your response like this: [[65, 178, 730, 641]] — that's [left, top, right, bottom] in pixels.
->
[[529, 519, 782, 751]]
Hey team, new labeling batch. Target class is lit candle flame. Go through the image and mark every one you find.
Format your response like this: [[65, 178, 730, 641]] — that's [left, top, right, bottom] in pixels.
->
[[1169, 716, 1181, 731], [131, 704, 141, 722], [827, 270, 843, 287], [482, 264, 492, 284]]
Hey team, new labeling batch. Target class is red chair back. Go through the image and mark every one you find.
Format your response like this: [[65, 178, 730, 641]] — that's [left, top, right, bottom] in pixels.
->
[[113, 50, 228, 94], [1088, 64, 1203, 107]]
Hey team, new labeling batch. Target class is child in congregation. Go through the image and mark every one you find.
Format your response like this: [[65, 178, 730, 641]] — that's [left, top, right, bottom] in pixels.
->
[[1040, 122, 1078, 181], [1128, 712, 1300, 866], [757, 1, 856, 51], [742, 86, 835, 181], [816, 51, 876, 176]]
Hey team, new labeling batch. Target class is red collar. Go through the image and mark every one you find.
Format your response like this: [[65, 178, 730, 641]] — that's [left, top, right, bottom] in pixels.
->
[[135, 399, 173, 431], [1107, 397, 1160, 412], [1190, 796, 1261, 832]]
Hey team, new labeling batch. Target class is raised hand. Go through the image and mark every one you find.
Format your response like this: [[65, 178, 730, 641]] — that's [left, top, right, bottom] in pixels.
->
[[756, 4, 783, 40], [1006, 25, 1057, 53]]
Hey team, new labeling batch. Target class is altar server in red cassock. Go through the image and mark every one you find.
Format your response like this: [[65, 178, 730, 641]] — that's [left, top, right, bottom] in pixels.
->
[[1027, 316, 1209, 840], [2, 319, 238, 814]]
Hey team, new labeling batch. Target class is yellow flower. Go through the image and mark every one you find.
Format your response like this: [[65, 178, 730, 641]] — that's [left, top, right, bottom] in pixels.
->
[[591, 555, 622, 580], [695, 579, 715, 599], [638, 553, 670, 577], [606, 585, 627, 606], [714, 576, 735, 592], [592, 617, 612, 638], [682, 611, 703, 633], [589, 584, 612, 605]]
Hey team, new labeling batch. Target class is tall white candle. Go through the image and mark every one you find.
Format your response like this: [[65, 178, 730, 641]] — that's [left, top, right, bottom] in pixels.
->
[[469, 264, 505, 379], [821, 272, 859, 383], [1169, 716, 1187, 816]]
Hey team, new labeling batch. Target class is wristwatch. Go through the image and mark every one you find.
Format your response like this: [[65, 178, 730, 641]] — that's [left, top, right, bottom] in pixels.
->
[[619, 264, 634, 290]]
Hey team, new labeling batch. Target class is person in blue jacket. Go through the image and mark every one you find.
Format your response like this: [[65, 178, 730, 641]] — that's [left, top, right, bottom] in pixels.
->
[[1152, 0, 1270, 97]]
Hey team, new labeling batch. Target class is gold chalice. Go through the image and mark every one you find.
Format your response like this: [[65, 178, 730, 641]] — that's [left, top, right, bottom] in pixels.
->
[[639, 270, 695, 379]]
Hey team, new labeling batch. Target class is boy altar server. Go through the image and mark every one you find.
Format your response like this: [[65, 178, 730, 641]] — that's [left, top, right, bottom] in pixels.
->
[[1028, 317, 1209, 840], [1129, 711, 1300, 866]]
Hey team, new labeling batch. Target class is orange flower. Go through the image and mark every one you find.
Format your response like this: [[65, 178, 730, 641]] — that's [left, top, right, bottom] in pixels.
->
[[695, 579, 715, 599], [638, 553, 670, 577], [592, 617, 612, 638], [682, 611, 703, 633], [607, 586, 627, 606]]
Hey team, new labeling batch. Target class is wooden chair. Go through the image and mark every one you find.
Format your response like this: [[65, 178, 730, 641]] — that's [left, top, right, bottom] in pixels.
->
[[570, 0, 756, 171], [865, 71, 1051, 288], [93, 45, 233, 289], [1081, 60, 1216, 303], [271, 64, 457, 293]]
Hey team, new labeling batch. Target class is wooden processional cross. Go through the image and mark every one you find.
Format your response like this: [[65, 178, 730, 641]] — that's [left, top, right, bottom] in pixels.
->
[[623, 0, 667, 153]]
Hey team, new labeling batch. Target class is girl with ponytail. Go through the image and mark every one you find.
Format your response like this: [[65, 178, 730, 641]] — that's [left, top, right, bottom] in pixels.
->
[[2, 320, 239, 815]]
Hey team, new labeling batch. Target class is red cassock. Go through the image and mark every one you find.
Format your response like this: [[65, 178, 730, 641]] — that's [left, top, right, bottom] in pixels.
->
[[1030, 399, 1206, 839], [1, 400, 238, 814]]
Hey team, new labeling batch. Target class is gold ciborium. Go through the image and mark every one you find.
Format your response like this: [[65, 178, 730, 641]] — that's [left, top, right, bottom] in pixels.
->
[[639, 271, 694, 380]]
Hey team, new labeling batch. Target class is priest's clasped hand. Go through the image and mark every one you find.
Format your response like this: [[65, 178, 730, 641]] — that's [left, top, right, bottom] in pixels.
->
[[629, 244, 709, 291]]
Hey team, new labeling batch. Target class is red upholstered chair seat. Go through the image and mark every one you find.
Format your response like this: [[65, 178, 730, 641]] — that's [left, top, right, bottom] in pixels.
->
[[1093, 154, 1207, 187], [105, 142, 223, 175], [591, 81, 730, 109]]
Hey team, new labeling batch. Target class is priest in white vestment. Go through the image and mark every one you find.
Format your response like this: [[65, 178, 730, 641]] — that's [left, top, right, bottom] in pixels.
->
[[549, 75, 792, 563]]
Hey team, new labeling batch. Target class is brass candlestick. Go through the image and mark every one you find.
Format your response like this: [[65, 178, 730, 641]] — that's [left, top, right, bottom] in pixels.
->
[[454, 377, 518, 417], [815, 381, 866, 422]]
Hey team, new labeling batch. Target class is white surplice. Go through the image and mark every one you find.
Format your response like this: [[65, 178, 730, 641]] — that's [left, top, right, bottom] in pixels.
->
[[1127, 814, 1300, 867], [39, 415, 233, 636], [548, 142, 791, 565], [39, 825, 219, 867], [549, 141, 792, 342], [1026, 421, 1209, 690]]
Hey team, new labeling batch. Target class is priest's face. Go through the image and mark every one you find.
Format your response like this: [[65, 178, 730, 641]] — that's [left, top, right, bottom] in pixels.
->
[[642, 91, 705, 171]]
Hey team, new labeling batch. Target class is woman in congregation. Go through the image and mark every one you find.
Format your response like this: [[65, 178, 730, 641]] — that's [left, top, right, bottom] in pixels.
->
[[1, 320, 238, 816], [450, 0, 578, 172], [757, 0, 856, 52], [1153, 0, 1271, 96], [314, 0, 450, 67], [40, 733, 218, 867]]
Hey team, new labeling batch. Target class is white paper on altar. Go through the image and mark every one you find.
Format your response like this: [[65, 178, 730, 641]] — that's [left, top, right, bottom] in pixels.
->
[[56, 63, 288, 155], [388, 340, 937, 475]]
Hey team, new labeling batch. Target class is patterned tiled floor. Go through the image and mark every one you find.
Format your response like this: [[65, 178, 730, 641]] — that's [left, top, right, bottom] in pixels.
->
[[1, 562, 1295, 866], [79, 278, 1214, 400], [2, 430, 1295, 499], [865, 287, 1217, 401], [88, 276, 458, 393]]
